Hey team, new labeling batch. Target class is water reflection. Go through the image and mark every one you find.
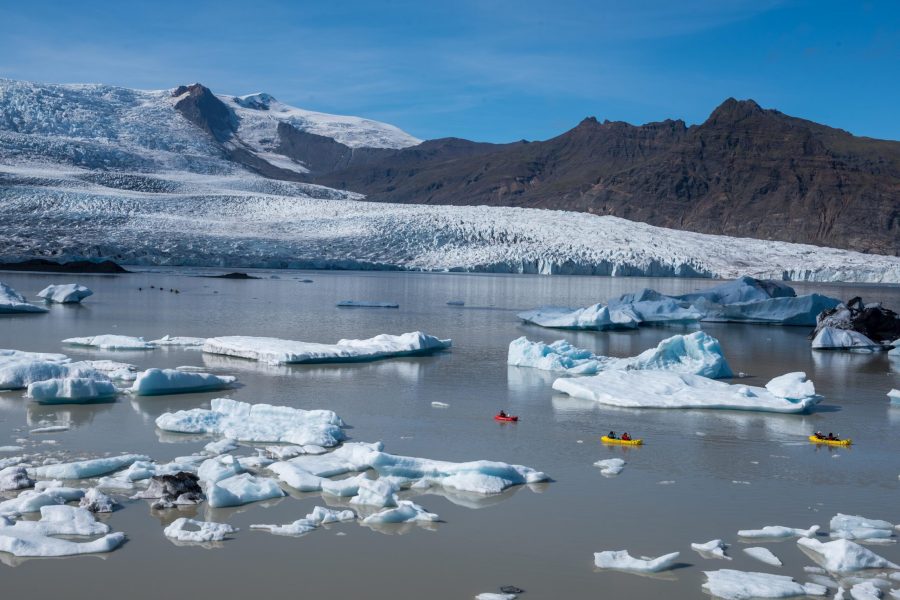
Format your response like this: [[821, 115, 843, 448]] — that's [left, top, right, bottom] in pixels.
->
[[202, 353, 426, 383]]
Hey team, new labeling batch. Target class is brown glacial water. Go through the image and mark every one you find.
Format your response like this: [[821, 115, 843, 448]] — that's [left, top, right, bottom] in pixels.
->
[[0, 269, 898, 599]]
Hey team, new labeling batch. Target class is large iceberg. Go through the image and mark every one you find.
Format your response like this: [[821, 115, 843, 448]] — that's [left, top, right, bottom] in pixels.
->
[[0, 505, 125, 557], [593, 550, 681, 572], [810, 297, 900, 345], [130, 368, 236, 396], [0, 282, 47, 313], [62, 334, 156, 350], [553, 371, 819, 413], [27, 377, 118, 404], [202, 331, 451, 365], [797, 538, 900, 573], [702, 570, 827, 599], [679, 276, 795, 304], [37, 284, 93, 304], [699, 294, 840, 326], [155, 398, 345, 447], [508, 331, 732, 378]]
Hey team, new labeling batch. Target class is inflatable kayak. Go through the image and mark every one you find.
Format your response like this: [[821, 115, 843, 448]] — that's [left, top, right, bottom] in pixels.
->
[[601, 436, 642, 446], [494, 415, 518, 422], [808, 435, 851, 446]]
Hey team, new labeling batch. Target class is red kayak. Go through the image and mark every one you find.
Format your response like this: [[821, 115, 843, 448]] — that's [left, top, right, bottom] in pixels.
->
[[494, 414, 518, 422]]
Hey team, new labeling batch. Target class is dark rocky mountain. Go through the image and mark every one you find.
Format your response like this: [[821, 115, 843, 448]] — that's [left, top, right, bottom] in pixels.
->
[[310, 99, 900, 255]]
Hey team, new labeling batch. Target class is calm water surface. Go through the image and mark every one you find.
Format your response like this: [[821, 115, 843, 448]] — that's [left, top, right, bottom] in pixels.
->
[[0, 270, 898, 599]]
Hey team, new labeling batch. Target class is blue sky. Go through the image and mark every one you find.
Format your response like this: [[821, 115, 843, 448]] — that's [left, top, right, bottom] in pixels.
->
[[1, 0, 897, 141]]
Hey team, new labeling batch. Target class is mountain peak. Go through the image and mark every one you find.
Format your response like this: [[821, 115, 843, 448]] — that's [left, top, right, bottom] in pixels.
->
[[705, 97, 766, 125], [233, 93, 277, 111]]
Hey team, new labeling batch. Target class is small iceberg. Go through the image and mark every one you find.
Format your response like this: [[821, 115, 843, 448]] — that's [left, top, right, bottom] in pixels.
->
[[517, 303, 640, 331], [361, 500, 439, 525], [62, 335, 155, 350], [206, 473, 285, 508], [30, 454, 150, 480], [202, 331, 450, 365], [0, 466, 34, 492], [79, 488, 116, 513], [812, 327, 883, 351], [37, 284, 93, 304], [553, 371, 819, 413], [0, 486, 85, 514], [889, 389, 900, 405], [27, 377, 118, 404], [593, 458, 625, 477], [797, 538, 900, 573], [155, 398, 345, 447], [251, 506, 355, 536], [593, 549, 680, 572], [743, 547, 783, 567], [0, 505, 125, 557], [0, 282, 47, 313], [163, 518, 237, 543], [692, 539, 730, 560], [130, 368, 236, 396], [702, 569, 827, 599], [149, 335, 207, 347], [738, 525, 820, 539], [336, 300, 399, 308], [829, 514, 895, 542]]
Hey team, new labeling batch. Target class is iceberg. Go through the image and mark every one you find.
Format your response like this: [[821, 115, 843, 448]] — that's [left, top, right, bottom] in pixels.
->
[[593, 550, 680, 572], [79, 488, 116, 513], [197, 455, 244, 484], [62, 334, 156, 350], [475, 594, 517, 600], [738, 525, 820, 539], [251, 506, 355, 536], [266, 462, 326, 492], [206, 473, 285, 508], [517, 304, 640, 331], [163, 518, 237, 543], [702, 570, 827, 599], [744, 547, 783, 566], [593, 458, 625, 477], [336, 300, 399, 308], [553, 371, 819, 413], [700, 294, 840, 326], [149, 335, 207, 347], [350, 477, 400, 507], [204, 438, 239, 455], [0, 358, 106, 390], [0, 486, 85, 514], [0, 282, 47, 313], [130, 368, 236, 395], [202, 331, 451, 365], [136, 472, 205, 509], [0, 466, 34, 492], [798, 538, 900, 573], [812, 327, 883, 351], [27, 377, 118, 403], [679, 276, 796, 305], [30, 454, 150, 480], [155, 398, 346, 447], [277, 442, 384, 478], [361, 500, 439, 525], [37, 283, 93, 304], [0, 505, 125, 557], [889, 389, 900, 405], [830, 514, 895, 542], [692, 539, 730, 560], [507, 337, 608, 375]]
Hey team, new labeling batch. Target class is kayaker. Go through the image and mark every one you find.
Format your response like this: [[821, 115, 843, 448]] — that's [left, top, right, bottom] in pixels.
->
[[621, 433, 631, 441], [814, 431, 825, 439], [498, 410, 507, 418], [827, 432, 838, 441], [608, 431, 617, 439]]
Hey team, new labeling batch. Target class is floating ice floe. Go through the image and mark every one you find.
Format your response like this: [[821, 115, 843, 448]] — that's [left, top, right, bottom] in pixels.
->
[[702, 569, 827, 599], [37, 284, 93, 304], [336, 300, 399, 308], [350, 478, 400, 507], [744, 547, 783, 566], [251, 506, 356, 536], [130, 368, 236, 396], [843, 581, 888, 600], [593, 458, 625, 477], [0, 505, 125, 557], [431, 401, 449, 408], [475, 594, 517, 600], [553, 371, 819, 413], [155, 398, 345, 447], [0, 466, 33, 491], [83, 359, 138, 381], [62, 334, 155, 350], [812, 328, 883, 351], [201, 331, 450, 365], [830, 514, 895, 542], [361, 500, 439, 525], [0, 486, 85, 515], [887, 389, 899, 405], [517, 303, 640, 331], [0, 282, 47, 313], [593, 549, 680, 572], [738, 525, 820, 539], [29, 425, 70, 434], [164, 518, 237, 543], [206, 473, 285, 508], [0, 357, 104, 390], [79, 487, 115, 513], [27, 377, 118, 404], [198, 455, 244, 484], [798, 538, 900, 573], [30, 454, 150, 480], [509, 331, 732, 378], [204, 438, 239, 455], [700, 294, 840, 326], [692, 539, 731, 560], [149, 335, 207, 347]]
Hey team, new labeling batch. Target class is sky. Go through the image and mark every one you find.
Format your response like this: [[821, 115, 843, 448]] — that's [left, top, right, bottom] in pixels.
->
[[0, 0, 897, 142]]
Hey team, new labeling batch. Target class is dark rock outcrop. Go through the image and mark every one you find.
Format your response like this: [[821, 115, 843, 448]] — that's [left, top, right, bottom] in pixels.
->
[[0, 259, 128, 273], [137, 472, 205, 509], [811, 297, 900, 343]]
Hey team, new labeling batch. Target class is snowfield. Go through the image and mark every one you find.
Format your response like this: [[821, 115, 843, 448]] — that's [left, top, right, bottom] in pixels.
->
[[2, 165, 899, 282]]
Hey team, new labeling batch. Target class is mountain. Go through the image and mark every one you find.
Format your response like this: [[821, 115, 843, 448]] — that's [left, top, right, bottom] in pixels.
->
[[312, 99, 900, 256]]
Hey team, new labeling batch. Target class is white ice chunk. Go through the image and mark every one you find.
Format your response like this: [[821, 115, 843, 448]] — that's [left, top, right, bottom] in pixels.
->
[[11, 505, 109, 536], [27, 377, 118, 403], [849, 581, 886, 600], [593, 458, 625, 477], [812, 327, 883, 351], [0, 505, 124, 557], [830, 514, 895, 542], [701, 294, 840, 326], [0, 282, 47, 313], [507, 336, 608, 375], [198, 455, 244, 484], [361, 500, 439, 524], [336, 300, 399, 308], [37, 284, 93, 304], [30, 454, 150, 480], [798, 538, 900, 573], [593, 549, 680, 572], [517, 303, 640, 331], [0, 466, 33, 491], [625, 331, 733, 379], [702, 569, 827, 599], [744, 547, 783, 566], [155, 397, 345, 447], [765, 372, 817, 400], [130, 368, 236, 396], [554, 371, 819, 413], [888, 389, 900, 404], [739, 525, 820, 539], [149, 335, 207, 347], [202, 331, 451, 365], [350, 478, 399, 507], [321, 473, 368, 497], [267, 462, 325, 492], [475, 594, 517, 600], [79, 487, 116, 513], [62, 334, 155, 350], [206, 473, 285, 508], [204, 438, 239, 455], [163, 518, 237, 543], [692, 539, 731, 560], [0, 359, 108, 390], [0, 486, 85, 514], [250, 506, 355, 536]]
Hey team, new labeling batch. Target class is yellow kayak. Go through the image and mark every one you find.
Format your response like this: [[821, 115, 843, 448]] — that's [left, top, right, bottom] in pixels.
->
[[808, 435, 852, 447], [601, 436, 642, 446]]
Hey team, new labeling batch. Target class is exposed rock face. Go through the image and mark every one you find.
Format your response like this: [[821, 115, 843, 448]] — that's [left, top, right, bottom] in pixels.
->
[[173, 84, 237, 143], [811, 297, 900, 343], [312, 99, 900, 255]]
